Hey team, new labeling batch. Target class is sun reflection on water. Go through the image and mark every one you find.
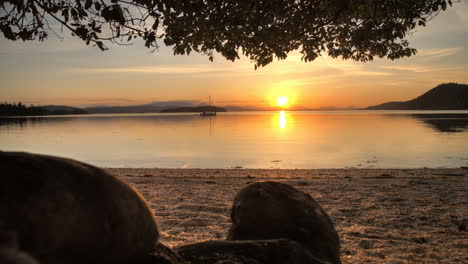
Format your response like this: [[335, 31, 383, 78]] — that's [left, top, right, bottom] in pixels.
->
[[0, 112, 467, 168], [279, 110, 287, 129]]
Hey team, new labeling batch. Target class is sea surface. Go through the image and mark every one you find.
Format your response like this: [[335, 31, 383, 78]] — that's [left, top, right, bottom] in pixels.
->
[[1, 110, 468, 168]]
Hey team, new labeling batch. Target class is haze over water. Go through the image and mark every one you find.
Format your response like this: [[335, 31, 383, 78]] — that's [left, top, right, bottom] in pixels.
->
[[1, 111, 467, 169]]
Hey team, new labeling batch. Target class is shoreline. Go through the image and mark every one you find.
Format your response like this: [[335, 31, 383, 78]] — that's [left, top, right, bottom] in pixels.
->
[[109, 168, 467, 264], [107, 167, 468, 179]]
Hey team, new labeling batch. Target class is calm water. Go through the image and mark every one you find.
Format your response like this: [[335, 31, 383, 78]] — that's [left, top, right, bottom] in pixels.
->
[[1, 111, 468, 168]]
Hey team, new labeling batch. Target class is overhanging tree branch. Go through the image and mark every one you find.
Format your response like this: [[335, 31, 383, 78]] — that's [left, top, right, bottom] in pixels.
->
[[0, 0, 457, 68]]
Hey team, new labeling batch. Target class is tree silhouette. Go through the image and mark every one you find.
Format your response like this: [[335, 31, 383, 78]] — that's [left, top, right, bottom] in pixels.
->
[[0, 102, 47, 116], [0, 0, 454, 68], [0, 102, 88, 116]]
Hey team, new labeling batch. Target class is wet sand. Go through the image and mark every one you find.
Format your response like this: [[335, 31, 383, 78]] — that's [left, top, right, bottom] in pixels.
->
[[108, 168, 467, 264]]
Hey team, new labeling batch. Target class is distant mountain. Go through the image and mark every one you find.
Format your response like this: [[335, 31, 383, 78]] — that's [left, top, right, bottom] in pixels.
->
[[86, 105, 166, 114], [83, 100, 358, 113], [85, 100, 200, 114], [366, 83, 468, 110], [223, 105, 268, 111], [42, 105, 88, 115], [160, 106, 227, 113]]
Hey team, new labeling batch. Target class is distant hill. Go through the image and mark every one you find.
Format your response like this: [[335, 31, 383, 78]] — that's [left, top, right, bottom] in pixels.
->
[[366, 83, 468, 110], [161, 106, 227, 113], [84, 100, 357, 113], [85, 100, 200, 114], [42, 105, 88, 115], [86, 105, 165, 114]]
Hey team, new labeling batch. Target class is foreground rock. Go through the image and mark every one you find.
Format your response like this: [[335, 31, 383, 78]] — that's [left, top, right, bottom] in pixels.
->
[[177, 239, 328, 264], [132, 243, 187, 264], [228, 181, 341, 264], [0, 151, 159, 264], [0, 229, 39, 264]]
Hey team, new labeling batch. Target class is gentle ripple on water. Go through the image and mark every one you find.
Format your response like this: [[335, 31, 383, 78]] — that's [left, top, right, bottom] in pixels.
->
[[1, 110, 467, 168]]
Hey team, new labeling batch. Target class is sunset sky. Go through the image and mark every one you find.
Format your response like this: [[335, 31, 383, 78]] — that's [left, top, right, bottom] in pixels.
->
[[0, 3, 467, 109]]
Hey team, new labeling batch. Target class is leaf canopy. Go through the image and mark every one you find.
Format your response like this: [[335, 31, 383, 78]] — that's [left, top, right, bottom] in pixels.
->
[[0, 0, 454, 67]]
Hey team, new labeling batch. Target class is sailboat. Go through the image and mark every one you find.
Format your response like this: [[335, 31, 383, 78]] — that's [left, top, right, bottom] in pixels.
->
[[200, 96, 217, 116]]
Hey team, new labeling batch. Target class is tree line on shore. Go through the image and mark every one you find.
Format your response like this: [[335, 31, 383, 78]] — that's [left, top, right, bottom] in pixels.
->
[[0, 102, 87, 116]]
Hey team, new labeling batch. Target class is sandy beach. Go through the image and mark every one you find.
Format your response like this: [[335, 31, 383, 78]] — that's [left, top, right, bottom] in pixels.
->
[[108, 168, 467, 264]]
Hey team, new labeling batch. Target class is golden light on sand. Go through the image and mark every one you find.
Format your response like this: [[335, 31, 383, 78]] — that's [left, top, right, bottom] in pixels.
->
[[277, 96, 289, 107]]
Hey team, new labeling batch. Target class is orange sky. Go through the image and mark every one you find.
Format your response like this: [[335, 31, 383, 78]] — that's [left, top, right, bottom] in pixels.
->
[[0, 3, 467, 109]]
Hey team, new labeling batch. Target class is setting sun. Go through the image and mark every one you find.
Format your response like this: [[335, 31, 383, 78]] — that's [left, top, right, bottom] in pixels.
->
[[277, 96, 289, 107]]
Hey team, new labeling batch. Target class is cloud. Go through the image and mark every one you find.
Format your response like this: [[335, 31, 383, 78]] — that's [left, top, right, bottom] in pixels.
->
[[272, 79, 315, 88], [79, 65, 228, 74], [352, 71, 393, 76], [379, 64, 465, 73], [455, 1, 468, 25], [75, 52, 393, 78], [379, 65, 433, 73], [417, 47, 463, 58], [0, 37, 88, 55]]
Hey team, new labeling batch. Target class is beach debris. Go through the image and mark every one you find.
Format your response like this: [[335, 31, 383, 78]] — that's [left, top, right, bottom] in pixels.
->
[[227, 181, 341, 264], [0, 151, 159, 264], [176, 239, 328, 264]]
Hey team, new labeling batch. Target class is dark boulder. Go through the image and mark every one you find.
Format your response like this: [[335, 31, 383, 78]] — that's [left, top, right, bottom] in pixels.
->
[[0, 229, 39, 264], [227, 181, 341, 264], [176, 239, 328, 264], [0, 151, 159, 264], [129, 243, 187, 264]]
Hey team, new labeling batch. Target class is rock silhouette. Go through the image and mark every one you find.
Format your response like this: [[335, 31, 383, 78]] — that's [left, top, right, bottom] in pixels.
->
[[1, 152, 341, 264], [0, 229, 39, 264], [228, 181, 341, 264], [177, 239, 329, 264], [0, 151, 159, 264], [130, 243, 187, 264]]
